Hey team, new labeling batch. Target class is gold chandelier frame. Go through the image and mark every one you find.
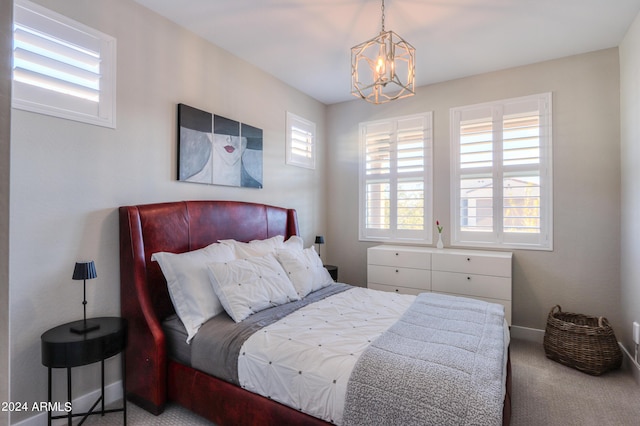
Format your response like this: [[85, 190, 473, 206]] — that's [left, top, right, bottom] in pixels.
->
[[351, 0, 415, 104]]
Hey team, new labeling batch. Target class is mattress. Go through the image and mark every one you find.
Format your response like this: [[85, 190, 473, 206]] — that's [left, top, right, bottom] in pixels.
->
[[165, 284, 510, 425], [162, 314, 191, 366]]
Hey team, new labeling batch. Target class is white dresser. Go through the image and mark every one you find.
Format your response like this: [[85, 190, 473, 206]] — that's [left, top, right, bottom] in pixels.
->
[[367, 245, 512, 324]]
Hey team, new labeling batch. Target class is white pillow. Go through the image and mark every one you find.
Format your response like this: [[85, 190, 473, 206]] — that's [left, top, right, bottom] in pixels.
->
[[283, 235, 304, 251], [275, 245, 334, 298], [151, 242, 235, 343], [220, 235, 285, 259], [207, 253, 300, 322]]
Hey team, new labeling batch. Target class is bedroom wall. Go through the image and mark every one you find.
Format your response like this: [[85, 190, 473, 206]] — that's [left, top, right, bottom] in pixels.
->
[[8, 0, 327, 423], [1, 1, 13, 425], [326, 48, 622, 335], [620, 12, 640, 372]]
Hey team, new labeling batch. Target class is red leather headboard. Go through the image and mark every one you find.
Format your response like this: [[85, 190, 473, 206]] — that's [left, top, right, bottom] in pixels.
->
[[119, 200, 299, 412]]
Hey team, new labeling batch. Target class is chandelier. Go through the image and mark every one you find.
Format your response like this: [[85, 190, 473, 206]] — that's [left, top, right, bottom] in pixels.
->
[[351, 0, 415, 104]]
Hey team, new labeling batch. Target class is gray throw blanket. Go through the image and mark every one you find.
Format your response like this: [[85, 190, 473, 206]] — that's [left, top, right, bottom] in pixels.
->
[[343, 292, 506, 426]]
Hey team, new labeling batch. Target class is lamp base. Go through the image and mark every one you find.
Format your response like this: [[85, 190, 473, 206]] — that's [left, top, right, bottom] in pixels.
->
[[70, 321, 100, 334]]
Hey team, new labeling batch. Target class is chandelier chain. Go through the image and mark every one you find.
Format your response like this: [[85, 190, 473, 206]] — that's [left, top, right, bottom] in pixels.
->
[[381, 0, 385, 32]]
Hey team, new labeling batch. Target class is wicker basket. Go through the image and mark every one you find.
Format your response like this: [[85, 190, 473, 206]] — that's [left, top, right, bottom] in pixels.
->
[[543, 305, 622, 375]]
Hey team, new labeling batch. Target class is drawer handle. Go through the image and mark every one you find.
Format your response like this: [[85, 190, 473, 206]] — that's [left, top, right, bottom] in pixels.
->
[[395, 269, 399, 273], [395, 289, 399, 292], [395, 252, 399, 256], [466, 257, 471, 262], [467, 276, 471, 280]]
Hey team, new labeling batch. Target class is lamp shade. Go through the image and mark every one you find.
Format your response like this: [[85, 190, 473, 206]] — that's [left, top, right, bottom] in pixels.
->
[[72, 261, 97, 280], [315, 236, 325, 244]]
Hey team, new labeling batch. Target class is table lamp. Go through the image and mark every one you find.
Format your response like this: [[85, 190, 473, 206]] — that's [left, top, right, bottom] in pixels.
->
[[315, 236, 325, 258], [70, 261, 100, 334]]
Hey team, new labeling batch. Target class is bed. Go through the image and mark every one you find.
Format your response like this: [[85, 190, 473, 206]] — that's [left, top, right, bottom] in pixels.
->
[[119, 200, 512, 425]]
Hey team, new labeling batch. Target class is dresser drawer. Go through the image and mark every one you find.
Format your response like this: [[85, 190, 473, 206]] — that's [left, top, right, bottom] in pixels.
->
[[367, 246, 431, 269], [432, 252, 511, 277], [431, 271, 511, 300], [368, 282, 424, 296], [367, 265, 430, 291]]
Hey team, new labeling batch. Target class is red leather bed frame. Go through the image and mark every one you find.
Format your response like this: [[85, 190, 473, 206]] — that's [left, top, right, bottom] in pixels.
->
[[119, 200, 511, 425]]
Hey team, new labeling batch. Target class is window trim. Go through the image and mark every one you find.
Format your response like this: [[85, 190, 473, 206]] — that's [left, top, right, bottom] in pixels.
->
[[450, 92, 553, 251], [12, 0, 116, 128], [358, 112, 433, 244], [285, 112, 315, 170]]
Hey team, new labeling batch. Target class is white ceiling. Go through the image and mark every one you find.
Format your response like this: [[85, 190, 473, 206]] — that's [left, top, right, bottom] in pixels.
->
[[134, 0, 640, 105]]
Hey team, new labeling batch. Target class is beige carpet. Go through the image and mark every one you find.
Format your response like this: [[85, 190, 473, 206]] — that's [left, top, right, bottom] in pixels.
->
[[78, 338, 640, 425], [510, 338, 640, 426]]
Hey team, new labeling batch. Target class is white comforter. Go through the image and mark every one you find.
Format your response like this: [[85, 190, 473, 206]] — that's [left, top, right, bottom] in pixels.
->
[[237, 287, 415, 424]]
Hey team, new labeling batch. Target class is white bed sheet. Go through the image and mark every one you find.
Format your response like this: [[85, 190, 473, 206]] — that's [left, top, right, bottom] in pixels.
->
[[238, 286, 414, 424]]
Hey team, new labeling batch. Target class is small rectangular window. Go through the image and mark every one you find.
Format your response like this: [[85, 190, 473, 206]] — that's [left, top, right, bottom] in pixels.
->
[[286, 112, 315, 169], [12, 0, 116, 128]]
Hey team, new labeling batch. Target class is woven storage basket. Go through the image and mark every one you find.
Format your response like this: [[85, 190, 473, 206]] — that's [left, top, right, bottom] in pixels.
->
[[543, 305, 622, 375]]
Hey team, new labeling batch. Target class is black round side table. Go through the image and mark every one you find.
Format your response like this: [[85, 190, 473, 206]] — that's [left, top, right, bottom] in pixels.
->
[[41, 317, 127, 426]]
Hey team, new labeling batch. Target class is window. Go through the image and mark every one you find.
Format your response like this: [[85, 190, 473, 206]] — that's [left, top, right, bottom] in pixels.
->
[[359, 112, 433, 243], [12, 0, 116, 128], [286, 112, 315, 169], [450, 93, 552, 250]]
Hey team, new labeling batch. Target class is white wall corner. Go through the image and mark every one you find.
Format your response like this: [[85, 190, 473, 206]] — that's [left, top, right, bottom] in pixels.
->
[[619, 343, 640, 386]]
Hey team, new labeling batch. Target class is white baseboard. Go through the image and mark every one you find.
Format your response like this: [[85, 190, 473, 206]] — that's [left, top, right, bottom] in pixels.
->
[[11, 381, 123, 426], [619, 343, 640, 386], [510, 325, 545, 343]]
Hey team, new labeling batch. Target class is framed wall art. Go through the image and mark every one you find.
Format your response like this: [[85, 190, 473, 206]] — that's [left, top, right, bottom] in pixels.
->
[[177, 103, 263, 188]]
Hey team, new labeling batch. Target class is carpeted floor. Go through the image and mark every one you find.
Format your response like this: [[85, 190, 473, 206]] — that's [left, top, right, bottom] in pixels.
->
[[78, 338, 640, 425], [509, 338, 640, 426]]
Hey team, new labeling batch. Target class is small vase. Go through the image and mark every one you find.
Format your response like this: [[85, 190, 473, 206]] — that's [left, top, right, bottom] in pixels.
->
[[436, 233, 444, 249]]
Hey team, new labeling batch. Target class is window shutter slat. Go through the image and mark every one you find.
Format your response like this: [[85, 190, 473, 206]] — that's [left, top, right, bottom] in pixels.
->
[[13, 68, 99, 101], [14, 27, 100, 72], [366, 181, 391, 230], [14, 47, 100, 90], [365, 135, 391, 176]]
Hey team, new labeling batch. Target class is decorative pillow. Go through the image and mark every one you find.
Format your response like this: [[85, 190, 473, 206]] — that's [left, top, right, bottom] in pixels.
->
[[207, 253, 300, 322], [283, 235, 304, 251], [151, 242, 235, 343], [275, 245, 334, 298], [220, 235, 285, 259]]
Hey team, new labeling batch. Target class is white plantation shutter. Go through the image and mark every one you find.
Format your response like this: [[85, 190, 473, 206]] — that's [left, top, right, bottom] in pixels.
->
[[360, 112, 433, 242], [364, 121, 392, 232], [451, 93, 552, 250], [12, 0, 116, 128], [286, 112, 316, 169]]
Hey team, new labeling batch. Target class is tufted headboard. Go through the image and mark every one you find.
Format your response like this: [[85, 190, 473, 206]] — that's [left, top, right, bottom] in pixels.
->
[[119, 200, 299, 412]]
